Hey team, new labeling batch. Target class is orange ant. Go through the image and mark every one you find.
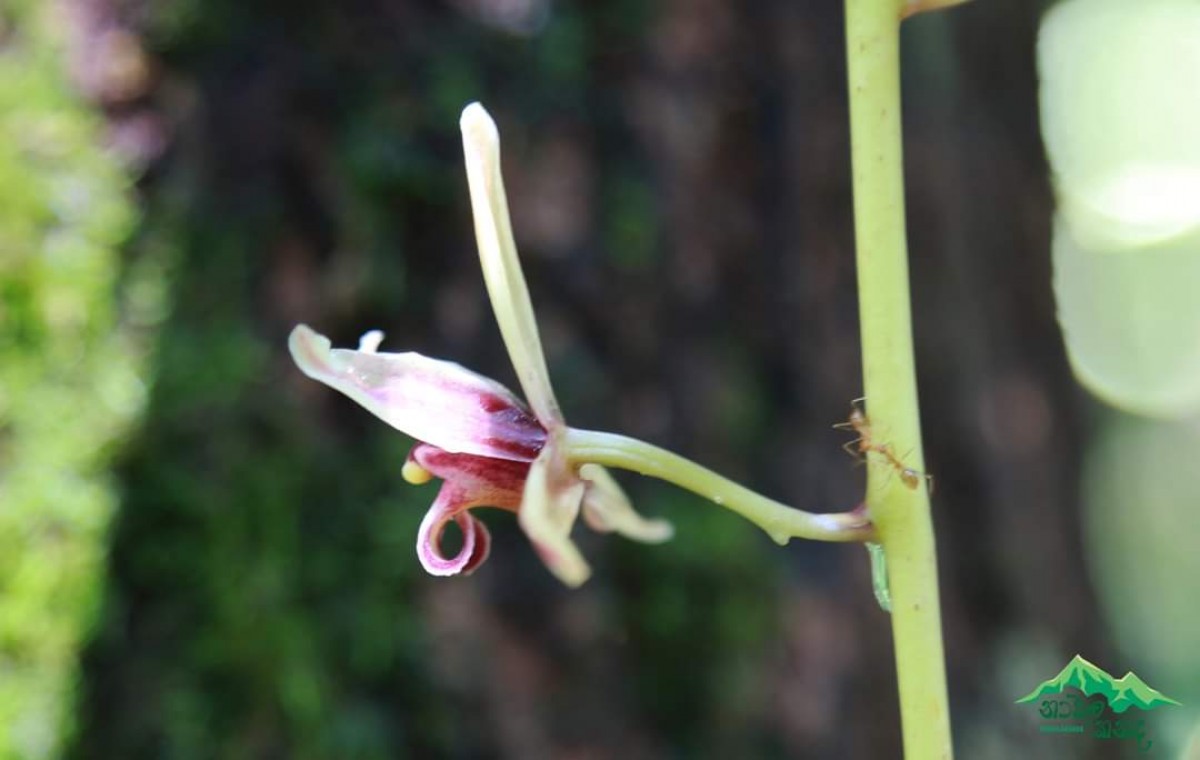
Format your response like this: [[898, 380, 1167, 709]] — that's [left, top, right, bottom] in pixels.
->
[[834, 401, 934, 494]]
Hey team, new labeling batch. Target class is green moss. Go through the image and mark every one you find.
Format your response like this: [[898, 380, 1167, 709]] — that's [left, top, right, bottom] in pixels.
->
[[0, 2, 145, 757]]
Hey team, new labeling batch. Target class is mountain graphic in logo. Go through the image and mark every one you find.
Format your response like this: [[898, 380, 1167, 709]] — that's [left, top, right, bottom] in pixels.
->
[[1016, 655, 1181, 713]]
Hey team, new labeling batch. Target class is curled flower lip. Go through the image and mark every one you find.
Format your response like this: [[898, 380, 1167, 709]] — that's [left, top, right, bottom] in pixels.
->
[[408, 443, 528, 577]]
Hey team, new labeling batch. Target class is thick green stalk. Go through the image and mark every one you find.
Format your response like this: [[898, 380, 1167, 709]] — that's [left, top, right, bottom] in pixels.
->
[[565, 428, 875, 544], [845, 0, 952, 757]]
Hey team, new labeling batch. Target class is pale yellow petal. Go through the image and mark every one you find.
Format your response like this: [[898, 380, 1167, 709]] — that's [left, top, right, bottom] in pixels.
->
[[517, 444, 590, 587], [578, 464, 674, 544], [460, 102, 563, 428]]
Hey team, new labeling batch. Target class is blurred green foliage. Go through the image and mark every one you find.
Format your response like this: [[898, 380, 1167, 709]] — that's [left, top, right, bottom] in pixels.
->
[[0, 1, 144, 756], [73, 174, 454, 757], [1083, 413, 1200, 754]]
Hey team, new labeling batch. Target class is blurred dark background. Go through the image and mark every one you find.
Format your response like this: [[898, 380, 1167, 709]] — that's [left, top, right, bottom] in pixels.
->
[[3, 0, 1159, 757]]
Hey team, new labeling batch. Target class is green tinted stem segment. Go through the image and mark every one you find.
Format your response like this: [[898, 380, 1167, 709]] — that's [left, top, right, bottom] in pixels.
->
[[565, 428, 875, 544], [845, 0, 952, 756]]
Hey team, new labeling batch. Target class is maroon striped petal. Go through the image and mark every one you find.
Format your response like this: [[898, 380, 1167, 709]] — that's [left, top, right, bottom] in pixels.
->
[[409, 443, 529, 504], [290, 325, 546, 462]]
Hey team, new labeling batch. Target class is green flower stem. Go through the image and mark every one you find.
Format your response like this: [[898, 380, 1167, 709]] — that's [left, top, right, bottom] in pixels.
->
[[565, 428, 875, 544], [846, 0, 952, 757]]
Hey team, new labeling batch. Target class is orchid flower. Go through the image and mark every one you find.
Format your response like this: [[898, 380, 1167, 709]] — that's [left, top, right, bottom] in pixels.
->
[[290, 105, 670, 587], [290, 103, 874, 587]]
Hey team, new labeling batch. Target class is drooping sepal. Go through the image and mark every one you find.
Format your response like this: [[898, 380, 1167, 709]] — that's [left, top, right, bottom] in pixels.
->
[[517, 439, 591, 587], [579, 464, 673, 543]]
